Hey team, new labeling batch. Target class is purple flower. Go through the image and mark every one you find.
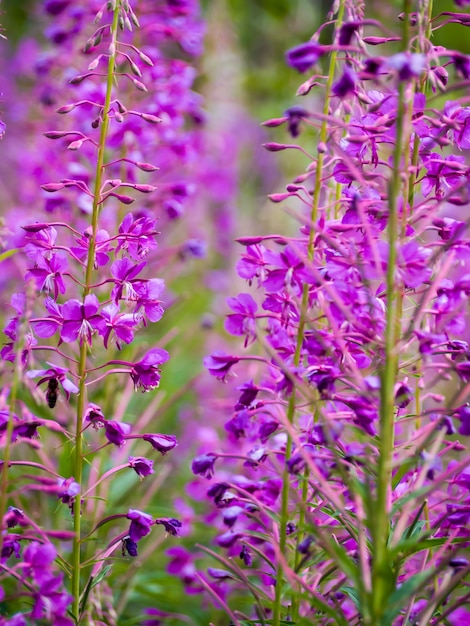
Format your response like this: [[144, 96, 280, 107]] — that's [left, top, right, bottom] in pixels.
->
[[284, 106, 309, 138], [224, 293, 258, 347], [104, 420, 132, 446], [27, 364, 79, 400], [422, 153, 466, 198], [204, 352, 240, 381], [2, 536, 21, 561], [240, 544, 253, 567], [4, 507, 25, 529], [100, 303, 139, 349], [117, 213, 159, 260], [111, 258, 146, 303], [131, 348, 170, 391], [26, 253, 68, 299], [127, 509, 153, 541], [207, 567, 233, 580], [122, 535, 139, 557], [57, 477, 80, 507], [33, 298, 64, 338], [191, 453, 216, 478], [455, 404, 470, 436], [155, 517, 182, 536], [129, 456, 154, 478], [143, 433, 177, 454], [84, 403, 106, 429], [60, 294, 105, 345], [332, 67, 356, 98], [134, 279, 165, 323], [70, 228, 111, 267], [286, 41, 324, 73], [386, 52, 425, 80], [23, 542, 57, 584]]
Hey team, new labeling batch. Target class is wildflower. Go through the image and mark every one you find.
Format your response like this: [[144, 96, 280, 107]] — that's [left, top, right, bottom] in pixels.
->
[[27, 364, 79, 400], [191, 453, 217, 478], [285, 41, 324, 73], [4, 507, 25, 529], [142, 433, 177, 454], [130, 348, 170, 391], [203, 352, 240, 381], [57, 477, 80, 508], [224, 293, 258, 347], [127, 509, 153, 542], [26, 253, 68, 299], [129, 456, 154, 478], [155, 517, 182, 536], [104, 420, 132, 446], [99, 303, 139, 349], [60, 295, 105, 345], [84, 403, 106, 428], [122, 536, 139, 557]]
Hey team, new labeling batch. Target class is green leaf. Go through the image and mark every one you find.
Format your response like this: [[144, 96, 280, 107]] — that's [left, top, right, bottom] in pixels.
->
[[0, 248, 20, 263], [340, 585, 361, 610], [382, 571, 430, 623]]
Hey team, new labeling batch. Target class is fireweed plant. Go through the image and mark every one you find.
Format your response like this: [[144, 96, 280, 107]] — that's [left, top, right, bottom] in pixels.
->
[[0, 0, 206, 624], [193, 1, 470, 625]]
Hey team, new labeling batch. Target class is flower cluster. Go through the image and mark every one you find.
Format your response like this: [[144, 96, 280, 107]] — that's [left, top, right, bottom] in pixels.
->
[[189, 1, 470, 624], [0, 0, 203, 622]]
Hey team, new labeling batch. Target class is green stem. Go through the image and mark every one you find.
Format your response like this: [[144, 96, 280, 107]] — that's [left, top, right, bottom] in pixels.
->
[[272, 3, 346, 624], [371, 1, 412, 621], [71, 7, 120, 622]]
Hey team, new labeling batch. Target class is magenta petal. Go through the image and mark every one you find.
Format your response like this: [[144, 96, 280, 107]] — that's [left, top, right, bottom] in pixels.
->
[[83, 294, 100, 317], [34, 319, 60, 338], [61, 321, 81, 343], [62, 299, 82, 321]]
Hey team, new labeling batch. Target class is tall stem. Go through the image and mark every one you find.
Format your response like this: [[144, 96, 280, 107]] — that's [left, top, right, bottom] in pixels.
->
[[71, 7, 120, 622], [371, 0, 412, 620], [272, 2, 345, 623]]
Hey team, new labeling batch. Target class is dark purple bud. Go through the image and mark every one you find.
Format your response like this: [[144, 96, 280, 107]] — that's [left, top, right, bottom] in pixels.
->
[[450, 557, 469, 570], [285, 41, 324, 73], [22, 223, 51, 233], [216, 531, 240, 548], [129, 456, 154, 478], [297, 535, 314, 554], [143, 433, 177, 454], [104, 420, 131, 446], [240, 544, 253, 567], [259, 421, 279, 443], [4, 507, 25, 529], [339, 21, 360, 46], [454, 404, 470, 436], [387, 52, 425, 80], [332, 67, 356, 98], [286, 522, 297, 535], [222, 506, 244, 528], [204, 352, 240, 381], [155, 517, 182, 536], [191, 453, 216, 478], [207, 567, 233, 580], [284, 105, 309, 138], [395, 382, 412, 409], [127, 509, 153, 541], [207, 482, 231, 506], [85, 403, 105, 429]]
